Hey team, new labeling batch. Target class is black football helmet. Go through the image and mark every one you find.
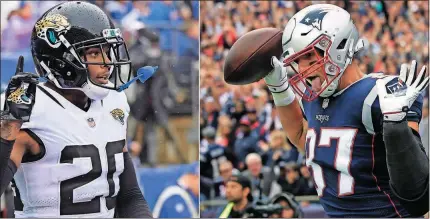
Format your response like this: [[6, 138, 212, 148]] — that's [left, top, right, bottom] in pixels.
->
[[31, 1, 132, 100]]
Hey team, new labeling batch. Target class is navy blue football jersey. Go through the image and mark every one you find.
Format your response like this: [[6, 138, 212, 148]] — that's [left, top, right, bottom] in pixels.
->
[[301, 73, 423, 217]]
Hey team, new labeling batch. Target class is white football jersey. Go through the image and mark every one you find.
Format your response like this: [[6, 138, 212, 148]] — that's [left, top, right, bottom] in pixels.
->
[[13, 83, 129, 218]]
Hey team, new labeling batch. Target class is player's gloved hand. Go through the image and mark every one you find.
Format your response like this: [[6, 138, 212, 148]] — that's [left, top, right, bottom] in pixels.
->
[[1, 56, 39, 122], [376, 60, 429, 122], [264, 56, 295, 106]]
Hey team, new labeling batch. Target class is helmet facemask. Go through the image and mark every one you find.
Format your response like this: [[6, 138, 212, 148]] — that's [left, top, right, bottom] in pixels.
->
[[37, 28, 133, 100], [61, 28, 132, 91], [284, 35, 342, 102]]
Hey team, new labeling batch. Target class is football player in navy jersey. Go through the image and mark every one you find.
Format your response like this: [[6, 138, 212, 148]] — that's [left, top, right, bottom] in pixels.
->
[[263, 4, 429, 217]]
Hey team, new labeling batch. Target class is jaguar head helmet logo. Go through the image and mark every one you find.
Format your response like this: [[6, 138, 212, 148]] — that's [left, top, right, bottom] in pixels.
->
[[35, 14, 71, 48], [110, 108, 125, 125]]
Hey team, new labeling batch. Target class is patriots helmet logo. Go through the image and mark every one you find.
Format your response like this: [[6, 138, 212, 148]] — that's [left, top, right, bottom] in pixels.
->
[[300, 8, 331, 30]]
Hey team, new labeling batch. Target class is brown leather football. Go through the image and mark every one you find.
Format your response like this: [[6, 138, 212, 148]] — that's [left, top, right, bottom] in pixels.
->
[[223, 28, 283, 85]]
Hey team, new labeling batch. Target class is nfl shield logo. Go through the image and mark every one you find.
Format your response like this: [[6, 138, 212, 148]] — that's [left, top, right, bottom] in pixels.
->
[[322, 98, 330, 109], [87, 118, 96, 128]]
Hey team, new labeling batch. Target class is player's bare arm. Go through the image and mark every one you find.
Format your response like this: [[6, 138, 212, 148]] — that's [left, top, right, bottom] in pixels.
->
[[377, 60, 429, 216], [9, 130, 40, 167], [0, 120, 22, 141], [276, 102, 307, 152], [264, 56, 307, 153]]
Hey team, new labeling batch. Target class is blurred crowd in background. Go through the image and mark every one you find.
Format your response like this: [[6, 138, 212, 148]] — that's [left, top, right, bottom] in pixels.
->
[[1, 1, 199, 218], [200, 0, 429, 217]]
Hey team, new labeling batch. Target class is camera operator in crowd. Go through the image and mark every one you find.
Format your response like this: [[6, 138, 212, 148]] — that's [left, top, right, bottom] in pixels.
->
[[269, 193, 303, 218]]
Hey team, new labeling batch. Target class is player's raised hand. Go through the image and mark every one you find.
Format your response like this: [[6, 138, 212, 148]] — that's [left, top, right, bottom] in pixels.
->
[[264, 56, 290, 93], [1, 56, 39, 122], [264, 55, 296, 106], [376, 60, 429, 122]]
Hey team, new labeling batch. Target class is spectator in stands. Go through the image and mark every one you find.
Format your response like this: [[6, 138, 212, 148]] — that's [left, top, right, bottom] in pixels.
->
[[233, 118, 260, 168], [201, 126, 237, 199], [1, 1, 20, 34], [219, 161, 237, 184], [203, 96, 221, 130], [212, 160, 240, 199], [2, 1, 61, 52], [270, 193, 303, 218], [299, 163, 318, 196], [219, 174, 253, 218], [215, 115, 235, 149], [227, 91, 247, 125], [242, 153, 281, 200], [201, 126, 222, 178], [245, 107, 267, 140], [260, 130, 299, 167], [1, 2, 35, 52], [104, 0, 134, 24], [277, 162, 309, 196], [128, 141, 143, 168]]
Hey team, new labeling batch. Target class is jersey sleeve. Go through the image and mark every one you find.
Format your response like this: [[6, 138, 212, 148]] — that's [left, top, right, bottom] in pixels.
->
[[363, 76, 423, 134]]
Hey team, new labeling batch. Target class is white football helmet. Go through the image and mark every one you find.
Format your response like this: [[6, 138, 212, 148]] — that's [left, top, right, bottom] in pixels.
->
[[281, 4, 366, 101]]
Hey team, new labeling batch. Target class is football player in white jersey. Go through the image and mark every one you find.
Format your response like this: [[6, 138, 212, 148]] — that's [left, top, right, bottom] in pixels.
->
[[0, 1, 152, 218]]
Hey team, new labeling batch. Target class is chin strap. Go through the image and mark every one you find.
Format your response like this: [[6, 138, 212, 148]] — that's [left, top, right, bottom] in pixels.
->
[[40, 61, 63, 89], [319, 75, 340, 98]]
